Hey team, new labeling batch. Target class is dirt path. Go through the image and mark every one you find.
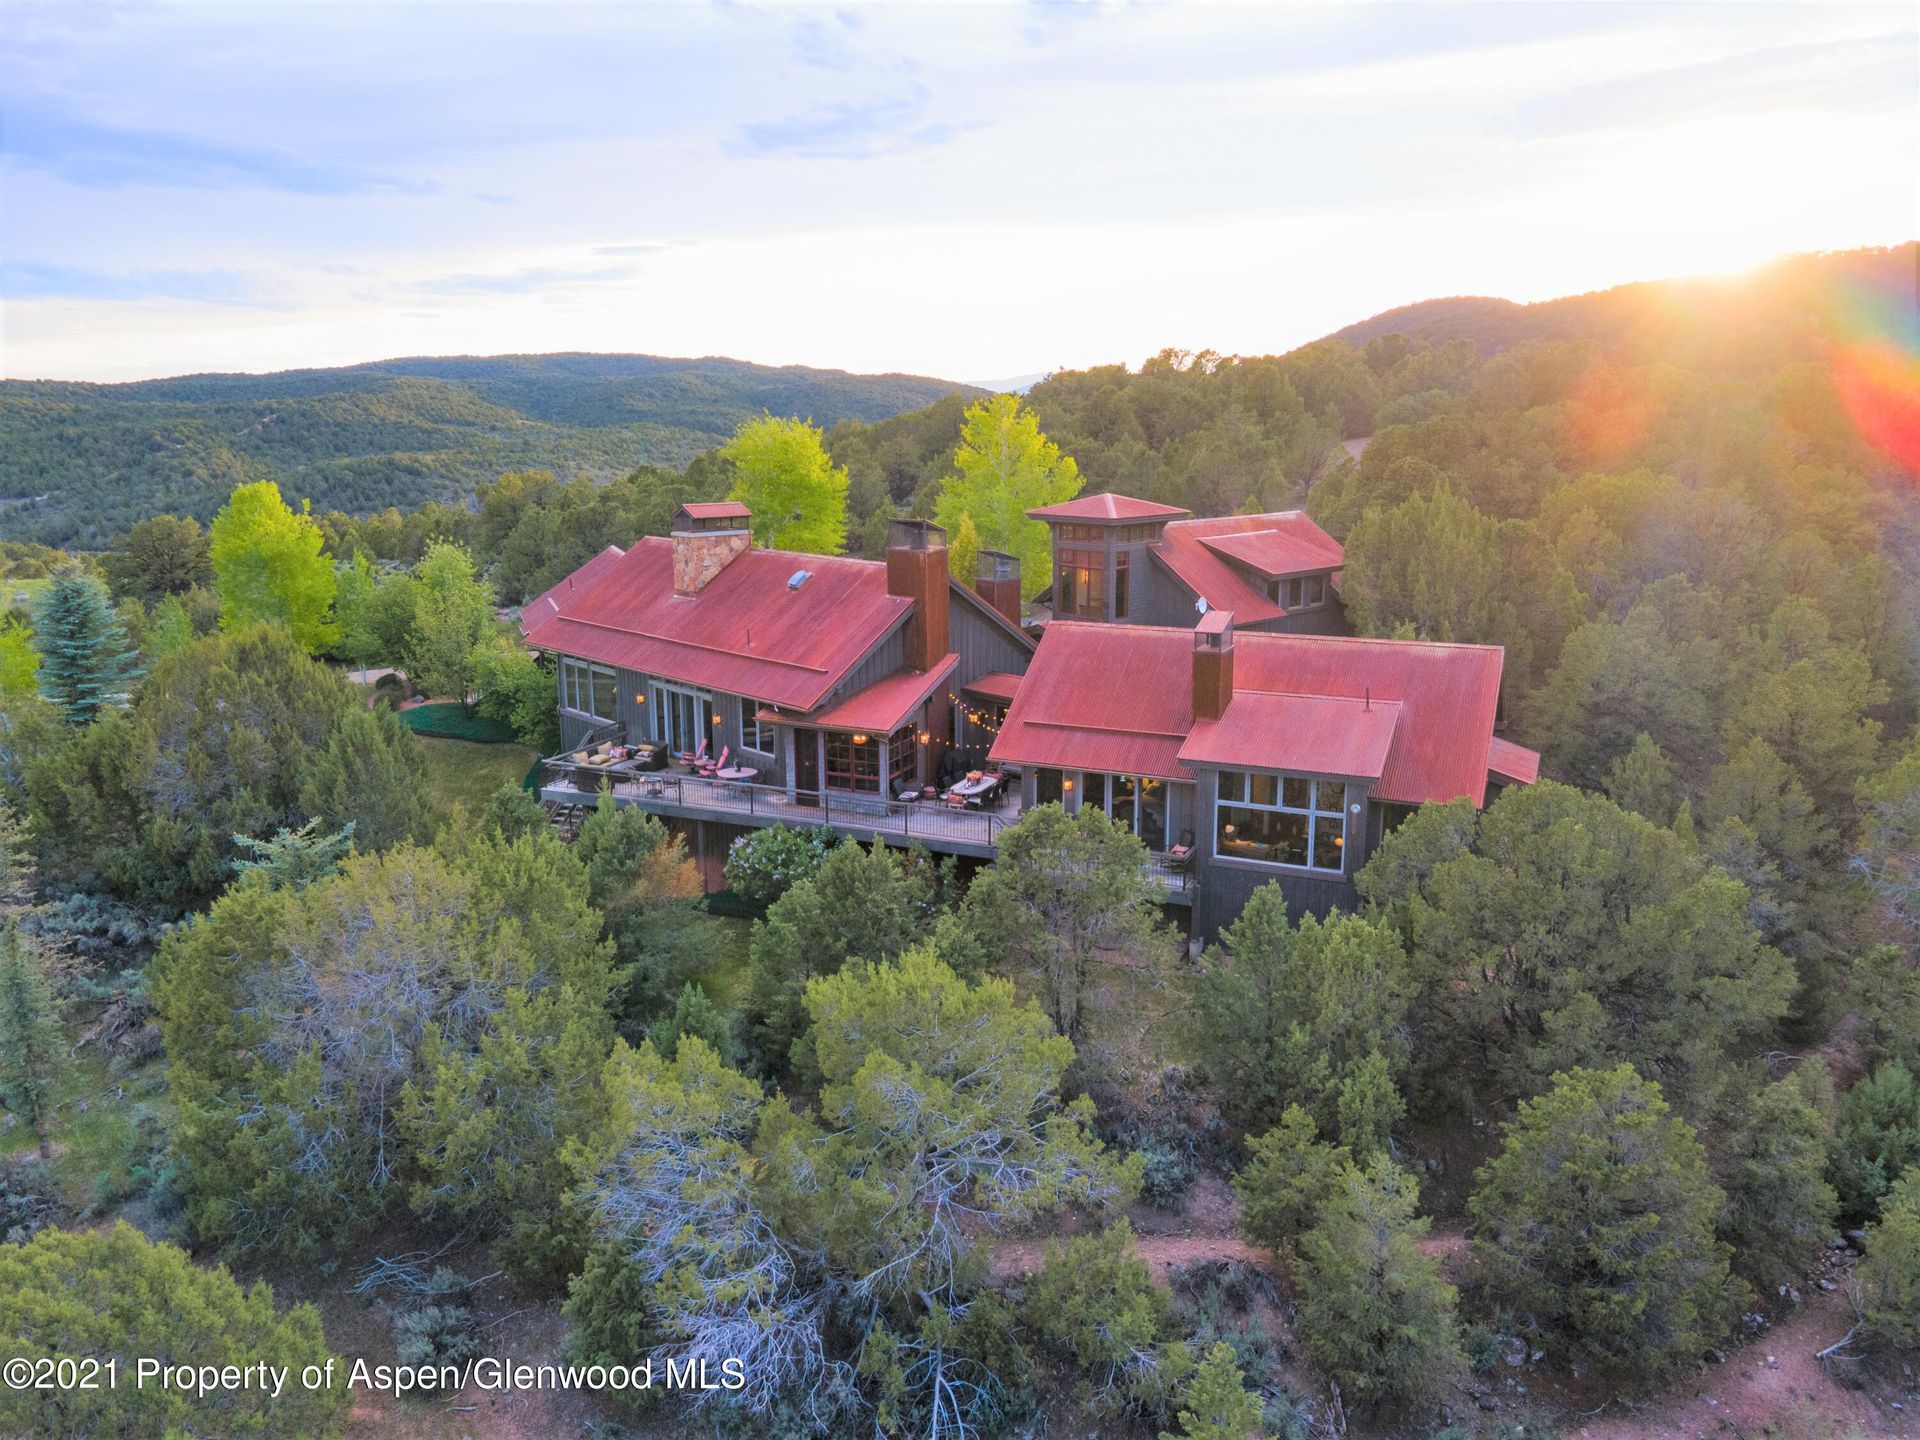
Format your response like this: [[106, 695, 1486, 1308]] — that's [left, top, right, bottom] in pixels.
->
[[1571, 1281, 1912, 1440]]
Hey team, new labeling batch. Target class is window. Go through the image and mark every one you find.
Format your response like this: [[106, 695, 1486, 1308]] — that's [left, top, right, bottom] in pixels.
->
[[1057, 547, 1106, 618], [825, 731, 882, 793], [1214, 770, 1346, 873], [1279, 574, 1328, 610], [1034, 768, 1064, 805], [741, 705, 773, 754], [561, 658, 617, 721], [1113, 550, 1130, 618], [1084, 771, 1169, 850], [888, 726, 918, 794]]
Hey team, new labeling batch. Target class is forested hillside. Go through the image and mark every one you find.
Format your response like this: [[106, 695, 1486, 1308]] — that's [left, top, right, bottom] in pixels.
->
[[0, 354, 975, 548]]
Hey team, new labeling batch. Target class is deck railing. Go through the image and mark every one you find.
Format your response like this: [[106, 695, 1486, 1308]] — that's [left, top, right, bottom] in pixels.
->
[[544, 763, 1014, 848]]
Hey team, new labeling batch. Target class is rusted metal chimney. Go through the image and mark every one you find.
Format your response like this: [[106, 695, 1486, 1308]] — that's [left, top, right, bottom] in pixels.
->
[[975, 549, 1022, 627], [1192, 610, 1235, 722], [885, 518, 950, 671]]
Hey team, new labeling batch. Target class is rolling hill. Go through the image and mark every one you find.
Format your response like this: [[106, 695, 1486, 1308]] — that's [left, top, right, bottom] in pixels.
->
[[0, 353, 978, 548]]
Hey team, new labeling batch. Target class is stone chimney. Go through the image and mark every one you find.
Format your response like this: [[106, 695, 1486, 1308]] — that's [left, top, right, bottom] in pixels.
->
[[1192, 610, 1234, 722], [886, 518, 950, 671], [671, 502, 751, 595], [975, 549, 1022, 627]]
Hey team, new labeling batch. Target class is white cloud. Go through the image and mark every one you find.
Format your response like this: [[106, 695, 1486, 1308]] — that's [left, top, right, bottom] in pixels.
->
[[2, 1, 1913, 381]]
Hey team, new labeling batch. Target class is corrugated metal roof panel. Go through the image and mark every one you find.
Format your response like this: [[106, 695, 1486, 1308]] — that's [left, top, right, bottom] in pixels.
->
[[1196, 525, 1344, 579], [803, 655, 959, 732], [1028, 492, 1192, 521], [678, 501, 751, 521], [522, 536, 911, 710], [520, 544, 626, 632], [961, 671, 1024, 703], [1488, 736, 1542, 785], [1180, 693, 1402, 778], [990, 622, 1505, 806]]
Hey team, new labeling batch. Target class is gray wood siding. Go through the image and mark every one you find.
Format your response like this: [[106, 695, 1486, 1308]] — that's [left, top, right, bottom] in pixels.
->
[[949, 587, 1035, 687]]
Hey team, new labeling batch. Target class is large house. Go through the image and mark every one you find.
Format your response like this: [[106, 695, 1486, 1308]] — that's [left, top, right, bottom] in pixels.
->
[[523, 494, 1539, 933]]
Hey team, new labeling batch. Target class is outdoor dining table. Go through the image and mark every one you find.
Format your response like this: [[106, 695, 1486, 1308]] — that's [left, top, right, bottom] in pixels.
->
[[946, 774, 997, 798], [714, 765, 759, 783]]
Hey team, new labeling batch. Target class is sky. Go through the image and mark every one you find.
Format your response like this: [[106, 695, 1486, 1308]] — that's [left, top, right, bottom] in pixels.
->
[[2, 1, 1915, 384]]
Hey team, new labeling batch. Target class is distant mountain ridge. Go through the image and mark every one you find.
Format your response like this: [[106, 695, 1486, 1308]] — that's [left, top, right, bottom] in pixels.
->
[[1323, 244, 1917, 365], [0, 353, 979, 548]]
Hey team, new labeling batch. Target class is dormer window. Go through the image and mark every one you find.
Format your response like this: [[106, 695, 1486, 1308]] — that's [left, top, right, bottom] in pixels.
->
[[1267, 574, 1328, 609]]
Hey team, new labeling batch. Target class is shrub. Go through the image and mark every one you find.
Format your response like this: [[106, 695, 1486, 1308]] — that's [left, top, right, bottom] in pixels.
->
[[723, 823, 836, 904], [1857, 1167, 1920, 1359], [0, 1222, 344, 1437]]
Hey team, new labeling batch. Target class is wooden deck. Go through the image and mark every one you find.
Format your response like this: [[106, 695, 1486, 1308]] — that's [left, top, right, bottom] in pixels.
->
[[538, 768, 1193, 903]]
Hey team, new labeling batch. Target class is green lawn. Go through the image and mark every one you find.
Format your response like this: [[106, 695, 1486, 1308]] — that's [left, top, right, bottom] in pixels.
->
[[416, 736, 538, 823]]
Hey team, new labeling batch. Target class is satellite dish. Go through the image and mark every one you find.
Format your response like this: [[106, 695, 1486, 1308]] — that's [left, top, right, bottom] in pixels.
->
[[1195, 597, 1209, 615]]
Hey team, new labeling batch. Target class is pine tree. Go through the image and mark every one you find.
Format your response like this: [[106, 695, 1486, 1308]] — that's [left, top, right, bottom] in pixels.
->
[[1235, 1104, 1353, 1257], [1296, 1157, 1463, 1406], [0, 926, 63, 1159], [1830, 1061, 1920, 1225], [31, 573, 140, 726]]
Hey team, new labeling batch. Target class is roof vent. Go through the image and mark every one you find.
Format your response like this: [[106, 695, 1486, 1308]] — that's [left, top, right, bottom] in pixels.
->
[[787, 570, 812, 591]]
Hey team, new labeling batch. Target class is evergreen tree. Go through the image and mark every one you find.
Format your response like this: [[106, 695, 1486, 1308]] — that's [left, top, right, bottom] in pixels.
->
[[1193, 884, 1412, 1143], [31, 573, 140, 726], [230, 818, 356, 892], [961, 803, 1171, 1045], [1470, 1064, 1733, 1373], [1234, 1104, 1353, 1257], [1830, 1061, 1920, 1225], [1296, 1156, 1463, 1406], [209, 480, 340, 653], [645, 981, 734, 1063], [298, 704, 430, 852], [102, 514, 212, 603], [1158, 1342, 1265, 1440], [934, 394, 1081, 599], [1605, 731, 1677, 824], [0, 1222, 345, 1439], [746, 837, 936, 1073], [1718, 1062, 1838, 1292], [0, 925, 62, 1159], [1857, 1166, 1920, 1359], [722, 415, 849, 555], [575, 793, 712, 1020]]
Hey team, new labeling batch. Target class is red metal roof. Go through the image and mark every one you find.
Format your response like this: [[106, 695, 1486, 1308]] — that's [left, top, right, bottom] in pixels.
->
[[1487, 736, 1542, 785], [786, 654, 959, 733], [1196, 525, 1343, 579], [1028, 492, 1192, 522], [961, 671, 1024, 703], [678, 501, 751, 521], [1180, 693, 1402, 779], [1151, 513, 1344, 622], [521, 536, 911, 711], [990, 622, 1507, 805], [520, 544, 626, 630]]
